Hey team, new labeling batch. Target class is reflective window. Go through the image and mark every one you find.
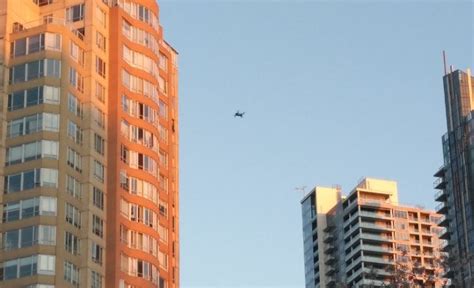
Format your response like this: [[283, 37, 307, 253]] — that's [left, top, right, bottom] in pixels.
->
[[7, 113, 59, 138], [66, 4, 85, 22], [8, 86, 60, 110], [3, 197, 57, 222], [11, 33, 61, 58], [10, 59, 61, 84], [4, 168, 58, 193], [6, 140, 59, 165], [0, 255, 55, 280]]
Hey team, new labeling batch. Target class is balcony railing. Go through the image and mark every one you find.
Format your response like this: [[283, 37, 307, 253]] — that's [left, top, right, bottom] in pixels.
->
[[362, 244, 394, 253], [12, 17, 84, 42], [433, 177, 447, 189], [360, 222, 393, 231], [435, 189, 448, 202], [359, 210, 392, 219], [436, 202, 448, 213]]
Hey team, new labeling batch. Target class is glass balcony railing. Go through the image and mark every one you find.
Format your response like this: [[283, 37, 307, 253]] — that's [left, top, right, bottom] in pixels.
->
[[360, 222, 392, 230], [433, 177, 447, 189]]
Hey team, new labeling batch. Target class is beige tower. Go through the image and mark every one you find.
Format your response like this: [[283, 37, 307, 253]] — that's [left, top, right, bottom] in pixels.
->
[[302, 178, 447, 288], [0, 1, 179, 287]]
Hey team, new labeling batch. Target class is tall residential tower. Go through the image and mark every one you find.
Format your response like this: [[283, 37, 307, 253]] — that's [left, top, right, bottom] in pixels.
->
[[302, 178, 446, 288], [434, 66, 474, 287], [0, 1, 179, 287]]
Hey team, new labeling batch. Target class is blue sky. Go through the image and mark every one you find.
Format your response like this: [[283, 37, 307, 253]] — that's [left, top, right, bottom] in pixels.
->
[[159, 1, 473, 287]]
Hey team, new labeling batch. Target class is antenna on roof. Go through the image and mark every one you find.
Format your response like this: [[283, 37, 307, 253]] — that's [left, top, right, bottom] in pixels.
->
[[295, 186, 307, 196], [443, 50, 448, 76]]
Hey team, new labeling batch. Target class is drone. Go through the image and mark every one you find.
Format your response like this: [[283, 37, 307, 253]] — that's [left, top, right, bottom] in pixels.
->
[[234, 111, 245, 118]]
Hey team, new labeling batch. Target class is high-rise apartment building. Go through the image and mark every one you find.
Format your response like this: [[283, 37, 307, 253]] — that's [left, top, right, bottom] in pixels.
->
[[0, 1, 179, 287], [302, 178, 446, 288], [434, 66, 474, 287]]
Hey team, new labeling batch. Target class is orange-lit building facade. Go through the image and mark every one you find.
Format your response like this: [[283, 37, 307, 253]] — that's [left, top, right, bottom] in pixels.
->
[[0, 1, 179, 287], [302, 178, 447, 288]]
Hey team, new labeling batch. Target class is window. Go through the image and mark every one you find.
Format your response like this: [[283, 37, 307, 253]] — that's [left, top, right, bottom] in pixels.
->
[[159, 201, 167, 218], [70, 41, 84, 66], [92, 215, 104, 238], [96, 56, 106, 78], [4, 225, 56, 250], [96, 6, 106, 28], [159, 53, 168, 70], [66, 175, 82, 199], [158, 225, 168, 243], [117, 0, 159, 30], [34, 0, 53, 7], [65, 203, 81, 228], [159, 174, 168, 193], [158, 76, 168, 94], [159, 150, 168, 167], [94, 134, 105, 155], [120, 253, 159, 284], [92, 107, 105, 128], [11, 33, 60, 58], [6, 140, 59, 165], [69, 67, 84, 92], [68, 93, 83, 117], [0, 255, 55, 280], [3, 197, 57, 222], [91, 271, 102, 288], [91, 242, 103, 264], [159, 277, 167, 288], [43, 14, 54, 24], [159, 124, 168, 143], [65, 231, 80, 255], [94, 160, 105, 182], [122, 45, 158, 78], [8, 113, 59, 138], [93, 187, 104, 210], [67, 148, 82, 172], [4, 168, 58, 193], [158, 250, 168, 270], [159, 100, 168, 119], [67, 4, 85, 22], [95, 81, 105, 103], [96, 31, 106, 51], [64, 261, 80, 287], [68, 120, 83, 144], [394, 210, 408, 218], [10, 59, 60, 83]]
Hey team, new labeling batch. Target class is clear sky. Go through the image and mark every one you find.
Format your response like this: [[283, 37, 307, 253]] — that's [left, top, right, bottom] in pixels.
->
[[159, 0, 473, 287]]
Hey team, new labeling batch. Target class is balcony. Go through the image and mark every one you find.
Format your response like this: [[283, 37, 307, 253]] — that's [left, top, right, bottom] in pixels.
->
[[362, 244, 394, 254], [360, 221, 393, 231], [324, 225, 335, 233], [436, 202, 448, 214], [440, 240, 451, 252], [325, 255, 336, 265], [362, 267, 391, 277], [324, 233, 335, 243], [422, 240, 434, 246], [11, 17, 84, 41], [325, 243, 335, 254], [439, 228, 450, 240], [435, 189, 448, 202], [359, 210, 392, 219], [433, 177, 447, 190], [362, 255, 393, 265], [360, 233, 393, 243], [434, 165, 446, 177], [438, 215, 449, 227], [325, 267, 337, 276], [344, 222, 361, 236]]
